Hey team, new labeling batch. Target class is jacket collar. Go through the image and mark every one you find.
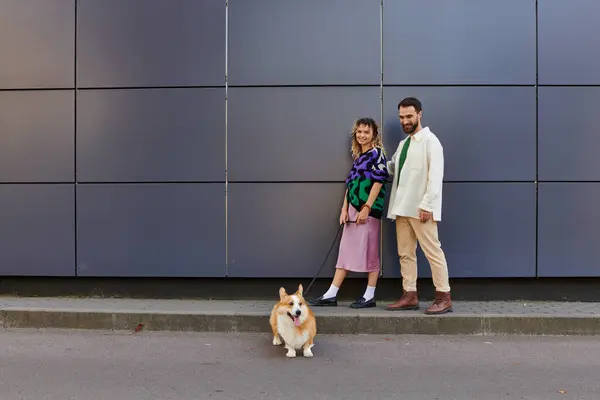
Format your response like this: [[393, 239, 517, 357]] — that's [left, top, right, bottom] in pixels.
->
[[409, 126, 430, 142]]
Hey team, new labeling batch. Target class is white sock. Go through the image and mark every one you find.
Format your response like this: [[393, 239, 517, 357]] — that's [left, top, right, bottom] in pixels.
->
[[322, 284, 339, 299], [362, 286, 376, 301]]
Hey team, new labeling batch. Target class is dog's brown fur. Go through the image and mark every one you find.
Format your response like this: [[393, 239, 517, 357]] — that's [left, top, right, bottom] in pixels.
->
[[269, 284, 317, 357]]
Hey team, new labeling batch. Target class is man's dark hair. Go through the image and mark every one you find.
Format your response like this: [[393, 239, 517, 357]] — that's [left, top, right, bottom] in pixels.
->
[[398, 97, 422, 112]]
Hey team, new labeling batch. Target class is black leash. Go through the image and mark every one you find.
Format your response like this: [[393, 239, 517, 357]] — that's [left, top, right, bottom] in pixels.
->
[[304, 220, 356, 296]]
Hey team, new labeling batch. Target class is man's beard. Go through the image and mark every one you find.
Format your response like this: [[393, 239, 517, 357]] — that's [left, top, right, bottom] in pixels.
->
[[402, 122, 417, 134]]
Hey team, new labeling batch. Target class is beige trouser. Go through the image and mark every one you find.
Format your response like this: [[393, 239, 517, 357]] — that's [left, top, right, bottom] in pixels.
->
[[395, 216, 451, 293]]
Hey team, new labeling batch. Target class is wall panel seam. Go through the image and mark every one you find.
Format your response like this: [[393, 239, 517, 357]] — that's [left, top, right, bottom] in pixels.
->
[[535, 0, 539, 278], [74, 86, 226, 91], [225, 0, 229, 277], [74, 0, 79, 277], [380, 0, 384, 277], [0, 88, 74, 92]]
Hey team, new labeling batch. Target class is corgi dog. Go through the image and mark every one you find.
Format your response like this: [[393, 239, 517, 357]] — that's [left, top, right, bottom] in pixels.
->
[[269, 284, 317, 358]]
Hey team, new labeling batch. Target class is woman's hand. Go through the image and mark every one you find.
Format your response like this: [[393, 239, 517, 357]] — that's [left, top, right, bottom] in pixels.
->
[[357, 206, 370, 224], [339, 207, 349, 225]]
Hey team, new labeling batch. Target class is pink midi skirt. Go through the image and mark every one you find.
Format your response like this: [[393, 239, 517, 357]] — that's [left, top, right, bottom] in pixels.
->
[[335, 205, 381, 273]]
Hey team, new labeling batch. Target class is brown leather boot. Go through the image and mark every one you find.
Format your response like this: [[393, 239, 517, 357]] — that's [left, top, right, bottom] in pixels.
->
[[424, 291, 453, 315], [385, 290, 419, 311]]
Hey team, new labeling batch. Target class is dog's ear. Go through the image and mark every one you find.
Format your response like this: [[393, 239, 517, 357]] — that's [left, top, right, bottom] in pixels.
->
[[296, 284, 303, 296], [279, 287, 287, 300]]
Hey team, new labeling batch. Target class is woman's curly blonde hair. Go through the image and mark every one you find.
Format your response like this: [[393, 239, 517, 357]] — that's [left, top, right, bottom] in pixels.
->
[[350, 117, 385, 159]]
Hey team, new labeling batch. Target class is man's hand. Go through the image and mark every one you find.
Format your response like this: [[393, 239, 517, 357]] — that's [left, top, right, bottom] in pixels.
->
[[419, 209, 432, 223]]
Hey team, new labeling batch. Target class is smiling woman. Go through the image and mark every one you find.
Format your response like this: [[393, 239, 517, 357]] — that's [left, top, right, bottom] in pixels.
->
[[308, 117, 389, 310]]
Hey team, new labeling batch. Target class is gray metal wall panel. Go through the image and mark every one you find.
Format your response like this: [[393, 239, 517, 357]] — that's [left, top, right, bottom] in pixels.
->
[[228, 0, 380, 86], [538, 0, 600, 85], [228, 87, 381, 181], [382, 87, 536, 181], [76, 184, 225, 277], [77, 0, 225, 88], [382, 0, 536, 85], [538, 87, 600, 181], [538, 183, 600, 277], [228, 183, 346, 277], [1, 0, 596, 280], [0, 0, 74, 89], [0, 184, 75, 276], [382, 183, 536, 278], [0, 91, 74, 182], [77, 88, 225, 182]]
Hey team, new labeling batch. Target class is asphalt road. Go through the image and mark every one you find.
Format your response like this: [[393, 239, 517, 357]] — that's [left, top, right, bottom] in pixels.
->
[[0, 329, 598, 400]]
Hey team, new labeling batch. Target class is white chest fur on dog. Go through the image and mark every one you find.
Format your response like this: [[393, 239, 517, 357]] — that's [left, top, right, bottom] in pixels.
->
[[276, 314, 310, 350]]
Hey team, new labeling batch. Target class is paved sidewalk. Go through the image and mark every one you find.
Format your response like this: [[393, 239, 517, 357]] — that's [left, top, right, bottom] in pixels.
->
[[1, 296, 600, 335]]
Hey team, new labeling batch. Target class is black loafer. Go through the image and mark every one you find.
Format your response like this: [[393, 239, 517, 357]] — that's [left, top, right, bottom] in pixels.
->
[[349, 297, 376, 309], [308, 296, 337, 307]]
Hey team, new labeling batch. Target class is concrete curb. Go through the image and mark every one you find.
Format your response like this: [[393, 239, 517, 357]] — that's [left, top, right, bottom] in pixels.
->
[[2, 308, 600, 336]]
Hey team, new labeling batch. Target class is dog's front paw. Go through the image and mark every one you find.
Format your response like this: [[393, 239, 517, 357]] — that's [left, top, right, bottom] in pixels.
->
[[303, 348, 314, 358], [285, 349, 297, 358], [273, 335, 282, 346]]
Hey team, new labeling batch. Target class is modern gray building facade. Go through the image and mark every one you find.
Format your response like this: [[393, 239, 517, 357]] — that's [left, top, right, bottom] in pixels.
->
[[1, 0, 599, 281]]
